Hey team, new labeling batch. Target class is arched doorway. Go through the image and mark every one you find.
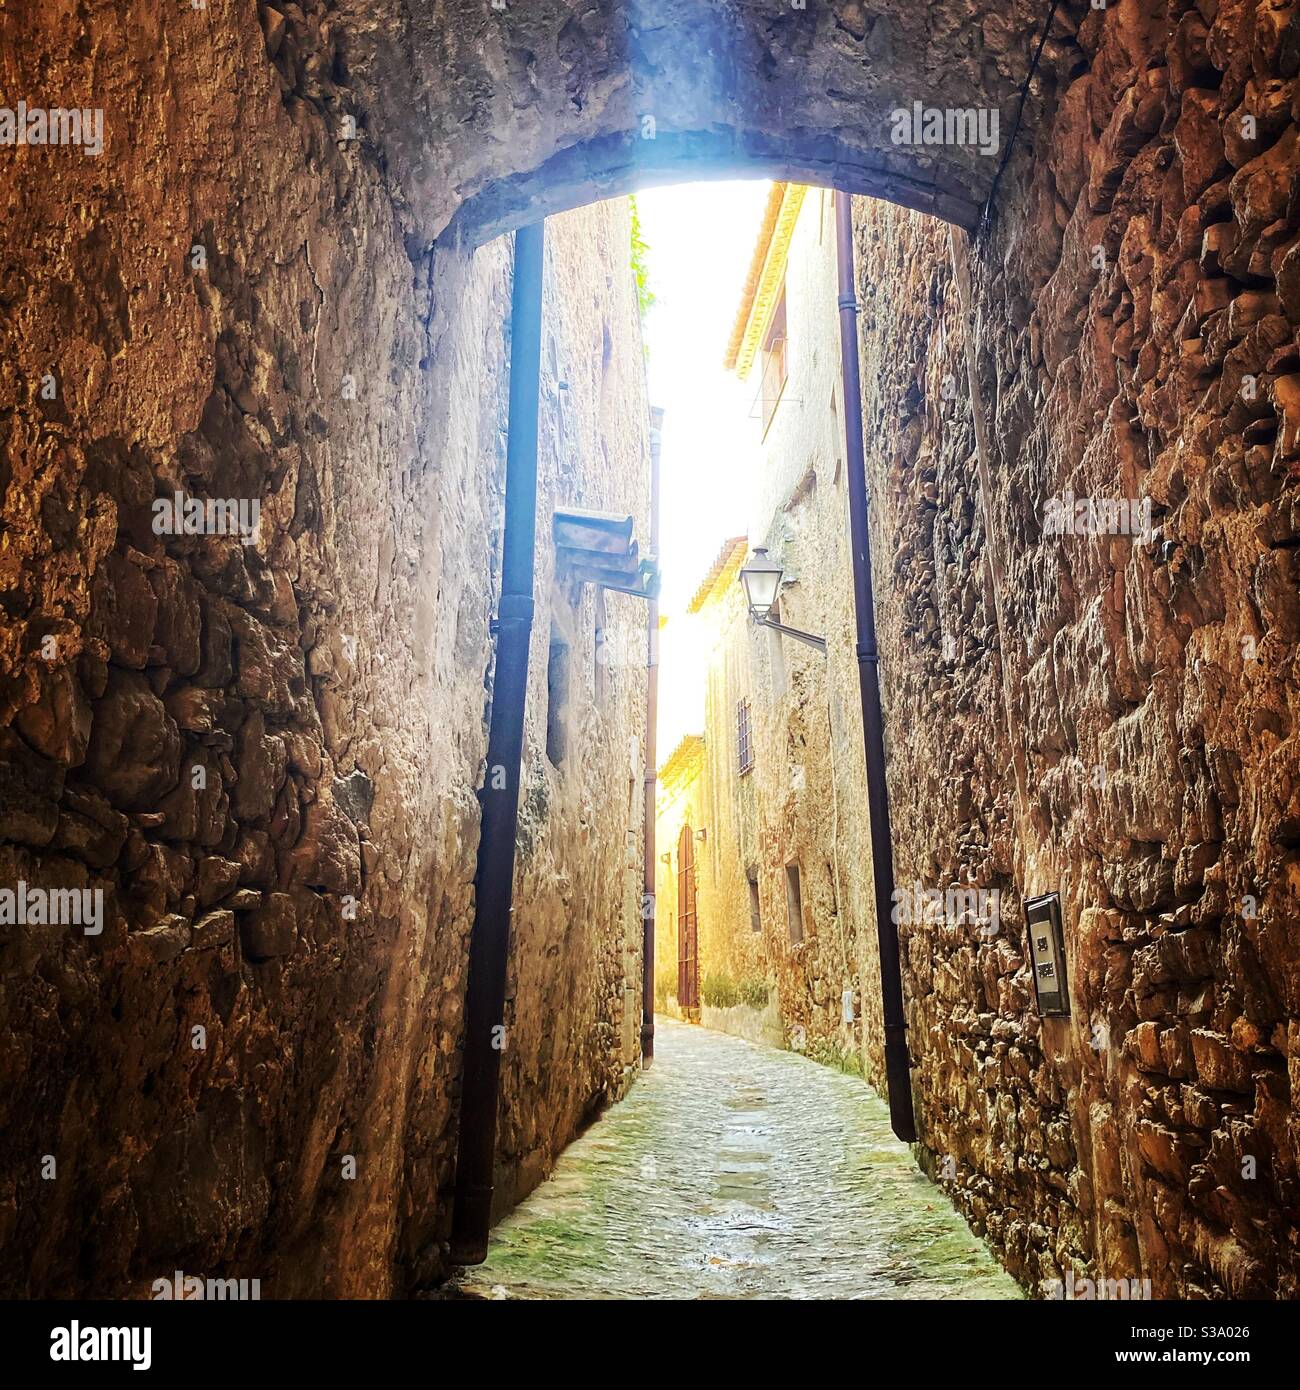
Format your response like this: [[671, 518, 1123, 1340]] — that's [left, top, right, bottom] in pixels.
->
[[676, 824, 699, 1015]]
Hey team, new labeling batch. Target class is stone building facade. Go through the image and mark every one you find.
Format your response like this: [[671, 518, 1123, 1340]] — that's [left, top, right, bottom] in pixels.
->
[[0, 130, 651, 1295], [494, 203, 652, 1219], [653, 732, 705, 1012], [730, 185, 888, 1079], [654, 186, 882, 1076], [654, 541, 784, 1048]]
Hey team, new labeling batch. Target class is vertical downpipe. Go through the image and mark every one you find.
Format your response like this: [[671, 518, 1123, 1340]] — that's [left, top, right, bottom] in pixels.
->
[[451, 220, 546, 1264], [834, 193, 917, 1144], [641, 407, 664, 1067]]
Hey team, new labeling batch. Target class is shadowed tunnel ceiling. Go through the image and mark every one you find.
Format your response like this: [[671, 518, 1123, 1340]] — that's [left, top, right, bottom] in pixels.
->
[[317, 0, 1076, 243]]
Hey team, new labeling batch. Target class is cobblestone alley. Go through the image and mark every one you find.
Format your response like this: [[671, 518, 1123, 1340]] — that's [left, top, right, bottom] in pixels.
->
[[454, 1020, 1018, 1300]]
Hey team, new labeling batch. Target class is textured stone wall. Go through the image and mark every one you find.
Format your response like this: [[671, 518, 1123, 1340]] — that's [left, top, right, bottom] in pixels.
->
[[0, 0, 648, 1295], [495, 200, 651, 1214], [852, 0, 1300, 1299]]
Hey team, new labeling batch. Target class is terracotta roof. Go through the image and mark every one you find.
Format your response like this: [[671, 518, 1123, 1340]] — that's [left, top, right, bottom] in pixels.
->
[[722, 182, 807, 379], [658, 732, 704, 787], [686, 535, 748, 614]]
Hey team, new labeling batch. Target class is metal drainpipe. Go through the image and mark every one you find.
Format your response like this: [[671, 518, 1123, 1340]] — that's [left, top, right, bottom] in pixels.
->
[[451, 219, 546, 1265], [834, 192, 917, 1144], [641, 406, 663, 1067]]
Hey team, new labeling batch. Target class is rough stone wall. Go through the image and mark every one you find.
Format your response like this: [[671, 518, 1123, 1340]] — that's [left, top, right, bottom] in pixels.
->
[[0, 0, 648, 1295], [495, 199, 651, 1214], [853, 0, 1300, 1299], [696, 582, 773, 1012]]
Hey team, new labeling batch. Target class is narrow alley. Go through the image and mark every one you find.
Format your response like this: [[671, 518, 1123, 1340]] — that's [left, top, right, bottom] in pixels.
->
[[4, 0, 1300, 1359], [453, 1019, 1017, 1301]]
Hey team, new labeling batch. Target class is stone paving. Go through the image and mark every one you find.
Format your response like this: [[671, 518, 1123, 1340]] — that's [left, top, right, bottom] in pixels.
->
[[453, 1018, 1020, 1300]]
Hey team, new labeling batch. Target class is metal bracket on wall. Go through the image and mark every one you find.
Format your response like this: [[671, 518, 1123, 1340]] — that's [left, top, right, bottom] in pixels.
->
[[554, 506, 660, 599]]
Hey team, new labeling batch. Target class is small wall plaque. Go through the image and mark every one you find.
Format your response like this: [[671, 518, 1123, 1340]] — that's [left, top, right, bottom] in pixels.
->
[[1024, 892, 1070, 1017]]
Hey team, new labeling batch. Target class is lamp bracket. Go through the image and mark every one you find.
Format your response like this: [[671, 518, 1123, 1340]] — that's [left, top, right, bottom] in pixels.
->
[[753, 614, 828, 654]]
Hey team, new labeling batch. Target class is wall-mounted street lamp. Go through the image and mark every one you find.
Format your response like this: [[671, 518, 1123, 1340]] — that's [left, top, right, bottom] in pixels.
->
[[738, 548, 827, 653]]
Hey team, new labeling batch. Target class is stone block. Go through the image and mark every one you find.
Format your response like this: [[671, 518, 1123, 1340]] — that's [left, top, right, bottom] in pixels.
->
[[240, 891, 298, 961]]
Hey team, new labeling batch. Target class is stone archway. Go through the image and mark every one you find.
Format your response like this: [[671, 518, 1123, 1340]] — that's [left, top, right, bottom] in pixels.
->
[[328, 0, 1069, 242]]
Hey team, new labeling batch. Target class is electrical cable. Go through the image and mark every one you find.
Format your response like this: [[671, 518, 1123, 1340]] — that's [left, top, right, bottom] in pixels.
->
[[980, 0, 1063, 232]]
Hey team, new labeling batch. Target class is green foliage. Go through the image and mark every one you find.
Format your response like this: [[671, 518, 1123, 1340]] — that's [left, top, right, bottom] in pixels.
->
[[739, 976, 770, 1009], [701, 972, 770, 1010], [701, 972, 739, 1008], [805, 1035, 865, 1078], [628, 195, 655, 321]]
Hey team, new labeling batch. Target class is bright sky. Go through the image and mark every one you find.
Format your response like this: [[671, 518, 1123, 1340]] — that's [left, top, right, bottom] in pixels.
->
[[635, 180, 771, 618], [632, 179, 771, 756]]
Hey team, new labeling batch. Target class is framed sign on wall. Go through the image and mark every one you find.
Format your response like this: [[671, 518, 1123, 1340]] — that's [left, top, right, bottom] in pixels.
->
[[1024, 892, 1070, 1017]]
